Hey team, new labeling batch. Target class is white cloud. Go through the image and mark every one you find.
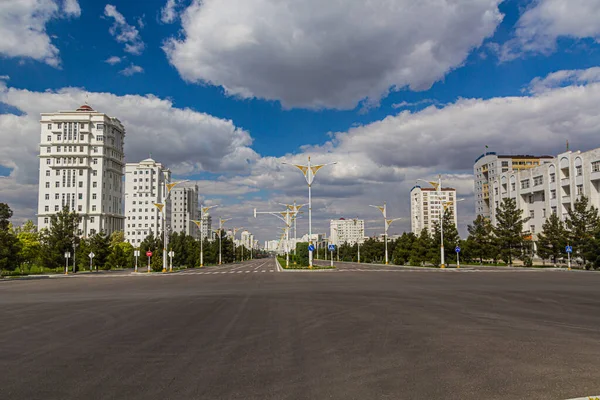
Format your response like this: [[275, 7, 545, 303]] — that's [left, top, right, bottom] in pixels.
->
[[527, 66, 600, 93], [164, 0, 503, 110], [104, 56, 121, 65], [392, 99, 439, 109], [135, 15, 145, 29], [160, 0, 182, 24], [62, 0, 81, 17], [119, 64, 143, 76], [0, 84, 259, 188], [500, 0, 600, 60], [0, 0, 81, 67], [104, 4, 145, 55]]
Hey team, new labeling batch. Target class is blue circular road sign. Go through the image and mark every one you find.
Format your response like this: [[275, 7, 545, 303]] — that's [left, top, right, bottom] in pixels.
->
[[455, 246, 461, 253], [308, 244, 315, 252]]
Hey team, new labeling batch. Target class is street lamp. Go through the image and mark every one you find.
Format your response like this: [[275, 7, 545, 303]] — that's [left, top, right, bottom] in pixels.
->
[[283, 157, 337, 268], [191, 204, 218, 267], [279, 201, 307, 256], [369, 202, 401, 265], [417, 176, 464, 268], [153, 179, 189, 272], [254, 207, 292, 268]]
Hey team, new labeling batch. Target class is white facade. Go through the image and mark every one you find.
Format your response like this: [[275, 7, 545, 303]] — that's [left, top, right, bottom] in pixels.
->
[[170, 185, 199, 238], [329, 218, 365, 246], [474, 152, 553, 219], [200, 213, 213, 241], [124, 158, 171, 245], [240, 230, 254, 249], [37, 104, 125, 236], [490, 148, 600, 238], [265, 240, 280, 252], [410, 187, 457, 235]]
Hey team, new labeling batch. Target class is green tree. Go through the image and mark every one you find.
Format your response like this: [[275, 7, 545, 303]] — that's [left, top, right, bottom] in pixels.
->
[[392, 232, 416, 265], [39, 206, 79, 269], [89, 232, 111, 270], [294, 242, 309, 266], [466, 215, 493, 264], [564, 195, 599, 266], [536, 213, 567, 265], [109, 231, 125, 248], [433, 209, 460, 265], [16, 220, 41, 270], [409, 229, 436, 266], [493, 198, 528, 266], [0, 203, 20, 271]]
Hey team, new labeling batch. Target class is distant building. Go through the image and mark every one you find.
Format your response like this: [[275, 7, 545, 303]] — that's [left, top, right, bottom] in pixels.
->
[[410, 186, 457, 236], [200, 213, 213, 241], [37, 104, 125, 237], [124, 158, 170, 245], [330, 218, 364, 246], [170, 184, 199, 238], [474, 152, 553, 219], [490, 147, 600, 239]]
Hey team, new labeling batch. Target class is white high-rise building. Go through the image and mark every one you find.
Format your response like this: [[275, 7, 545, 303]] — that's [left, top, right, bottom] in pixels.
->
[[200, 213, 213, 241], [124, 158, 170, 245], [490, 147, 600, 238], [240, 230, 253, 249], [329, 218, 364, 246], [474, 152, 553, 219], [170, 184, 199, 238], [410, 186, 458, 235], [37, 104, 125, 236]]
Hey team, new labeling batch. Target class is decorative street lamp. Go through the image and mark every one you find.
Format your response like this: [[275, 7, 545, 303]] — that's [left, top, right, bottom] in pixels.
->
[[369, 202, 401, 265], [283, 157, 337, 268], [254, 207, 292, 267], [191, 204, 218, 267]]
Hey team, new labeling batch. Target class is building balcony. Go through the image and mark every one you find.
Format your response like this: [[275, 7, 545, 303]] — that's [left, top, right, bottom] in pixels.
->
[[561, 178, 571, 186], [562, 195, 571, 203], [590, 170, 600, 181]]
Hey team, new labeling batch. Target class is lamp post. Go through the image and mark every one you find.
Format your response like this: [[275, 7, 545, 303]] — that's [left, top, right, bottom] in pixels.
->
[[279, 201, 307, 256], [369, 202, 401, 265], [417, 176, 463, 268], [283, 157, 336, 268], [254, 207, 292, 267], [191, 204, 218, 267], [154, 179, 189, 273]]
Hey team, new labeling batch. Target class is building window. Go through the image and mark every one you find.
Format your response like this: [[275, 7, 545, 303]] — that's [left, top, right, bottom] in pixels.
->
[[502, 161, 509, 167], [529, 210, 534, 219], [528, 195, 533, 204], [47, 147, 51, 153], [551, 189, 556, 199], [79, 169, 83, 176], [45, 194, 49, 200], [55, 193, 59, 200], [93, 158, 98, 164], [45, 170, 50, 176], [47, 135, 51, 142], [78, 181, 83, 188], [78, 205, 82, 212], [47, 159, 51, 165], [530, 225, 535, 234], [542, 208, 546, 218], [91, 217, 95, 223], [533, 176, 543, 186], [92, 205, 96, 211], [55, 182, 60, 188], [92, 193, 97, 199], [78, 193, 83, 200], [592, 161, 600, 173], [521, 179, 530, 189], [577, 185, 583, 195], [47, 124, 52, 129], [576, 165, 582, 176], [55, 205, 59, 211], [44, 205, 49, 211], [551, 206, 557, 215], [57, 146, 61, 153], [92, 170, 97, 176], [44, 217, 49, 224], [81, 123, 85, 129]]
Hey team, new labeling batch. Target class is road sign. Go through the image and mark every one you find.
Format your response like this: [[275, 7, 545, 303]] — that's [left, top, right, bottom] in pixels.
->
[[328, 244, 336, 251], [134, 250, 140, 257], [88, 252, 95, 259], [168, 251, 174, 257], [308, 244, 315, 252], [566, 245, 573, 253], [455, 246, 461, 253], [146, 251, 153, 257], [64, 252, 71, 258]]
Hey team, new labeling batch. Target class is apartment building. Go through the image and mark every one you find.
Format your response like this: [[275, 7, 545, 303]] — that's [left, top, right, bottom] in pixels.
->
[[124, 158, 171, 245], [37, 104, 125, 236], [329, 218, 365, 246], [474, 152, 553, 219], [410, 186, 457, 235], [170, 184, 199, 238], [490, 147, 600, 238]]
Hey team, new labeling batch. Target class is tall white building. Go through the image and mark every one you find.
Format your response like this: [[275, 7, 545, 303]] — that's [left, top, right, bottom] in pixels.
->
[[329, 218, 364, 246], [200, 213, 213, 241], [240, 230, 254, 249], [490, 147, 600, 238], [170, 184, 199, 238], [37, 104, 125, 236], [410, 186, 457, 235], [474, 152, 553, 219], [124, 158, 171, 245]]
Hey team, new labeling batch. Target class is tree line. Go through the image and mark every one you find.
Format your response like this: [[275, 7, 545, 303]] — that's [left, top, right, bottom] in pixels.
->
[[0, 204, 264, 274], [314, 197, 600, 269]]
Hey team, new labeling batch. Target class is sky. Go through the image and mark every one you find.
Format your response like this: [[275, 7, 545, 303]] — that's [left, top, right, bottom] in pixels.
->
[[1, 0, 600, 243]]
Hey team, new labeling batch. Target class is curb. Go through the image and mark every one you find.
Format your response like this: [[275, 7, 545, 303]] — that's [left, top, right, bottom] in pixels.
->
[[275, 258, 283, 272]]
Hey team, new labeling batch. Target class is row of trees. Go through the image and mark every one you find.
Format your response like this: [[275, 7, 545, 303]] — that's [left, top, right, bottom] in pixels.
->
[[0, 204, 265, 274], [313, 197, 600, 269]]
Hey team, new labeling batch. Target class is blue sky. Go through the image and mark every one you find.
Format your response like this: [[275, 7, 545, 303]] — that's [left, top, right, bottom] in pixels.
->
[[2, 0, 600, 239]]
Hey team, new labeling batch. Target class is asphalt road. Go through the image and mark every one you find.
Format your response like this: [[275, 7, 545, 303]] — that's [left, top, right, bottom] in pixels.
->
[[1, 259, 599, 400]]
